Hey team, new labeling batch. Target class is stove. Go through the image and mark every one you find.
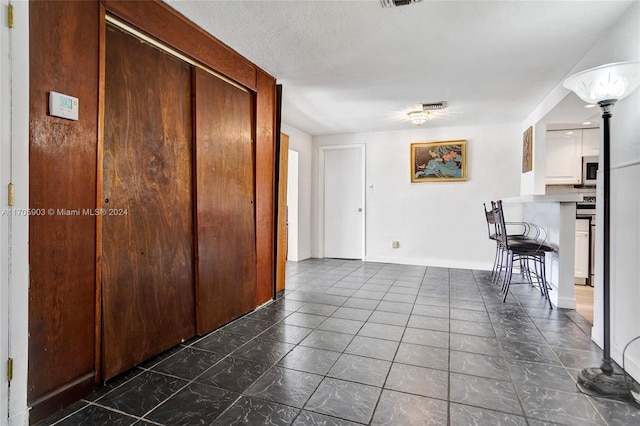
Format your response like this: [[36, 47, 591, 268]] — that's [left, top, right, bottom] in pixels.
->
[[575, 195, 596, 286], [576, 196, 596, 217]]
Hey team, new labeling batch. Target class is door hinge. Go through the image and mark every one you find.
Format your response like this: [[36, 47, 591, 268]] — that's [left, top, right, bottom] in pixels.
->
[[8, 4, 14, 29], [7, 358, 13, 382], [8, 183, 14, 206]]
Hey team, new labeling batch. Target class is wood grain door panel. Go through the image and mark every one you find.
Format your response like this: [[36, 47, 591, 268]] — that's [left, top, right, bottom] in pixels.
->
[[276, 133, 289, 293], [102, 26, 196, 379], [194, 68, 257, 334], [28, 0, 100, 407]]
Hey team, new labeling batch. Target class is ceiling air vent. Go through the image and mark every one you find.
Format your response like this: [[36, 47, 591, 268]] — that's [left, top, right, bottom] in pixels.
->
[[380, 0, 422, 8], [422, 102, 447, 111]]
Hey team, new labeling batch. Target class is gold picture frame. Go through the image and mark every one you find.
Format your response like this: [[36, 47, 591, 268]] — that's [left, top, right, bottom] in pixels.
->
[[411, 140, 467, 183], [522, 126, 533, 173]]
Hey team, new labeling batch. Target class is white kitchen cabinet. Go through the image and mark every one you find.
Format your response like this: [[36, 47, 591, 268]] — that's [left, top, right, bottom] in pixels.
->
[[581, 128, 600, 156], [546, 130, 582, 185], [575, 218, 590, 279]]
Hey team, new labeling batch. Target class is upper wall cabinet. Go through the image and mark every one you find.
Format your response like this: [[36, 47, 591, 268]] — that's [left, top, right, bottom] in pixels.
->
[[546, 130, 582, 185], [581, 128, 600, 156], [545, 128, 600, 185]]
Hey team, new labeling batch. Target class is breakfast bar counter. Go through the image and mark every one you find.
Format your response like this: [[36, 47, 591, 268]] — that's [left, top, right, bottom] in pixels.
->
[[503, 194, 583, 309]]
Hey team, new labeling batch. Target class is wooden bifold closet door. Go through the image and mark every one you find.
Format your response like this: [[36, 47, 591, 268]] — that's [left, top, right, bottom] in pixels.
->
[[101, 26, 196, 380], [193, 68, 257, 335]]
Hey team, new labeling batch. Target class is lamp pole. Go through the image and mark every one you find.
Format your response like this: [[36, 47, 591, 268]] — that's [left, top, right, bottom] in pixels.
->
[[599, 100, 613, 376]]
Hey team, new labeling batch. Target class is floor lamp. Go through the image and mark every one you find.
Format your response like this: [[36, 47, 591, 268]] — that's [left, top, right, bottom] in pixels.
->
[[563, 61, 640, 396]]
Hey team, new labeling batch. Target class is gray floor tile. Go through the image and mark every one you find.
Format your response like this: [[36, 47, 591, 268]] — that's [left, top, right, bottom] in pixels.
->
[[368, 311, 410, 326], [318, 317, 365, 334], [449, 402, 528, 426], [450, 372, 524, 416], [327, 353, 391, 387], [53, 405, 137, 426], [371, 390, 448, 426], [340, 299, 380, 311], [385, 363, 448, 400], [357, 323, 405, 341], [305, 378, 381, 424], [300, 329, 355, 352], [285, 312, 329, 328], [407, 315, 449, 332], [196, 356, 270, 393], [382, 293, 416, 304], [278, 346, 341, 375], [292, 410, 362, 426], [150, 347, 223, 380], [259, 323, 314, 345], [589, 396, 640, 425], [401, 327, 449, 349], [298, 302, 340, 316], [450, 307, 491, 323], [493, 323, 547, 344], [344, 336, 400, 361], [411, 304, 450, 318], [450, 319, 495, 337], [414, 296, 450, 307], [144, 382, 237, 425], [376, 301, 414, 314], [507, 360, 579, 393], [232, 338, 295, 365], [517, 385, 606, 425], [222, 317, 273, 338], [245, 366, 323, 408], [450, 350, 510, 381], [500, 339, 561, 365], [552, 346, 604, 369], [212, 396, 299, 425], [393, 342, 448, 371], [96, 371, 188, 417]]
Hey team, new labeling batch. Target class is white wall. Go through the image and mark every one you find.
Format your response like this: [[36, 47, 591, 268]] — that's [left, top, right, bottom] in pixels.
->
[[2, 1, 30, 425], [281, 123, 313, 260], [312, 124, 523, 270], [286, 150, 299, 261], [522, 1, 640, 380], [603, 3, 640, 379]]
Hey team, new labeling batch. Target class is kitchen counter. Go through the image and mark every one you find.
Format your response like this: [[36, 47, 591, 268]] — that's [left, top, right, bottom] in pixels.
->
[[503, 194, 579, 309], [503, 194, 583, 203]]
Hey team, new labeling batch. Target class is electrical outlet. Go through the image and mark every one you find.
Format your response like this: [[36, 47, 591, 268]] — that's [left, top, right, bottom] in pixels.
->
[[392, 241, 400, 248]]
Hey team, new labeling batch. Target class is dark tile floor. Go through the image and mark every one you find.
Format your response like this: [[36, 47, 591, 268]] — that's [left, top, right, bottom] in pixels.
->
[[40, 259, 640, 425]]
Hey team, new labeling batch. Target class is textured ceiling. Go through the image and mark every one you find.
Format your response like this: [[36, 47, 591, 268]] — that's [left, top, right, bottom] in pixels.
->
[[165, 0, 635, 135]]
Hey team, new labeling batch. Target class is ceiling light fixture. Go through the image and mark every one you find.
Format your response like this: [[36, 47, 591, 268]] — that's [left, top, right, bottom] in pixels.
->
[[408, 110, 429, 126], [380, 0, 422, 8], [407, 101, 447, 126]]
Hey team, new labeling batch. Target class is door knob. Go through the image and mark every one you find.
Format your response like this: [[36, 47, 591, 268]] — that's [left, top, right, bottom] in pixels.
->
[[358, 208, 363, 212]]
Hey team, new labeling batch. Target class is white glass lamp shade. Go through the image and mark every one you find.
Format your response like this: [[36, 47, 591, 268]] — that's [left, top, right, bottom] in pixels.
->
[[563, 61, 640, 104], [408, 111, 429, 126]]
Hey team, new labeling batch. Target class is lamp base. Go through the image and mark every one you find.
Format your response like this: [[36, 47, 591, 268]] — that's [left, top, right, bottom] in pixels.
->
[[577, 367, 630, 397]]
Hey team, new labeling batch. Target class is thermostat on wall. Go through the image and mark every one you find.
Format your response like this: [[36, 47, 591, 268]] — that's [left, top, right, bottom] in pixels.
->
[[49, 91, 79, 121]]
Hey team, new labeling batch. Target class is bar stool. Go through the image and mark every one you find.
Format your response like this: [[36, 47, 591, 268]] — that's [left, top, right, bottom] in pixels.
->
[[483, 202, 531, 282], [493, 200, 554, 308]]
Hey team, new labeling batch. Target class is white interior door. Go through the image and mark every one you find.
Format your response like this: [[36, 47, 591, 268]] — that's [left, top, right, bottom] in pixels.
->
[[323, 145, 365, 259]]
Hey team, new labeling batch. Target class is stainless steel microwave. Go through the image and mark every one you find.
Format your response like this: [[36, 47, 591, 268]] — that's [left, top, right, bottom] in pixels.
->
[[582, 156, 598, 186]]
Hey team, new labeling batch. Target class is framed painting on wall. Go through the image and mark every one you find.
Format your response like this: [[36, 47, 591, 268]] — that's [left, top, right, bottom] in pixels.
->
[[411, 140, 467, 182], [522, 126, 533, 173]]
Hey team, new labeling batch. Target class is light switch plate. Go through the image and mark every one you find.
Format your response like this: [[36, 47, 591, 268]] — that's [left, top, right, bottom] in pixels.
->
[[49, 91, 79, 121]]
